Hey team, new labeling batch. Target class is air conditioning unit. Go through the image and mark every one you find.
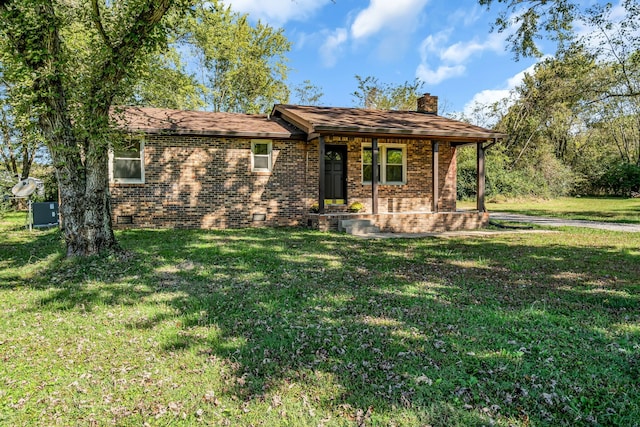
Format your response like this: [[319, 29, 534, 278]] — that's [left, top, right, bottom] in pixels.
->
[[32, 202, 59, 228]]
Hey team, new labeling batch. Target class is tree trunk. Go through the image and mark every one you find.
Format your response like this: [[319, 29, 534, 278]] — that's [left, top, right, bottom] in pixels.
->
[[49, 128, 118, 257], [57, 163, 118, 257]]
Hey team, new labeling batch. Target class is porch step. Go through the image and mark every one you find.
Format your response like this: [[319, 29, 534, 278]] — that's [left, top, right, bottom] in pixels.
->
[[339, 219, 381, 236]]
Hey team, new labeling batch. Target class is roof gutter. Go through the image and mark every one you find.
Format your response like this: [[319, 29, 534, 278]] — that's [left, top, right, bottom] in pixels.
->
[[124, 127, 306, 140], [311, 125, 507, 141]]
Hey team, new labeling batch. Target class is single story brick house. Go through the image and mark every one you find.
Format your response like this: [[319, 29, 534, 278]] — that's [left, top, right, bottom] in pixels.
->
[[110, 94, 505, 232]]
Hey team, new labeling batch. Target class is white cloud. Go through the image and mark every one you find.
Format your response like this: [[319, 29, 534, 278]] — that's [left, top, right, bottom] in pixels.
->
[[320, 28, 349, 68], [350, 0, 430, 40], [440, 32, 507, 63], [416, 64, 465, 85], [416, 21, 511, 85], [462, 63, 538, 117], [419, 30, 452, 54], [446, 4, 483, 28], [220, 0, 332, 26]]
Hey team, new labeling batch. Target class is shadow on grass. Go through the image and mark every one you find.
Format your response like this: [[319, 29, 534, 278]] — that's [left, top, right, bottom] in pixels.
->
[[5, 226, 640, 424]]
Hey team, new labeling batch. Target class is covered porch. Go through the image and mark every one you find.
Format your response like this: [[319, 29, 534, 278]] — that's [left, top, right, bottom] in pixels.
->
[[310, 210, 490, 233], [270, 97, 505, 233], [311, 137, 493, 233]]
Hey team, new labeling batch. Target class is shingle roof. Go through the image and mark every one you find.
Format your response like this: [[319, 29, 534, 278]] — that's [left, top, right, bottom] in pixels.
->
[[116, 106, 305, 139], [272, 104, 506, 141], [116, 105, 506, 142]]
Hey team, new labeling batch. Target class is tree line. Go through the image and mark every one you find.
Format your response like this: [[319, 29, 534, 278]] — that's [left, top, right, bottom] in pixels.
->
[[459, 1, 640, 199]]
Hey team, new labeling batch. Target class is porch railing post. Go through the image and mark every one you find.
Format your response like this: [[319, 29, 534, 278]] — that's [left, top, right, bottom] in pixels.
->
[[372, 137, 379, 214], [432, 141, 439, 213], [319, 135, 326, 214], [477, 142, 486, 212]]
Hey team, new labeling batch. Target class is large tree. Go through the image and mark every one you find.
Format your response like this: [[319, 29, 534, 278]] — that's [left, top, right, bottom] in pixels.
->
[[0, 0, 182, 256], [474, 0, 640, 196], [127, 1, 291, 113], [129, 48, 206, 111], [188, 1, 290, 113]]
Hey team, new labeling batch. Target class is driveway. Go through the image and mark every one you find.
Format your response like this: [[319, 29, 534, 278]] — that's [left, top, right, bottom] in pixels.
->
[[490, 212, 640, 232]]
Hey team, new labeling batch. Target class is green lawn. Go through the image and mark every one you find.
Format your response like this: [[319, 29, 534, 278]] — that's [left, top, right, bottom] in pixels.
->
[[1, 212, 639, 426], [458, 196, 640, 224]]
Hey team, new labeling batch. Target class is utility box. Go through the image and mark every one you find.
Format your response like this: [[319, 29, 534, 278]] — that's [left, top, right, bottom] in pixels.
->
[[32, 202, 59, 228]]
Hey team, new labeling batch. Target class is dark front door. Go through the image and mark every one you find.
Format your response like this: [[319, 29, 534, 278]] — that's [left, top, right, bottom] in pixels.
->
[[324, 145, 347, 203]]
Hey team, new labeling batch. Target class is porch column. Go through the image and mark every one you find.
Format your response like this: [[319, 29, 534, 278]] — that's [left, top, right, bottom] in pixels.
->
[[319, 135, 326, 214], [477, 142, 486, 212], [432, 141, 439, 213], [371, 137, 379, 214]]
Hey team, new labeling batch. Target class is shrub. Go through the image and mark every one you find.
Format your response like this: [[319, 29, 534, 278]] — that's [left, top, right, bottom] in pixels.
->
[[457, 146, 576, 200], [597, 162, 640, 197], [348, 201, 364, 212]]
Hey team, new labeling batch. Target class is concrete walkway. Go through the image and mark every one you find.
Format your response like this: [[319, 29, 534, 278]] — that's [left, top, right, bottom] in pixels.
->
[[490, 212, 640, 232], [361, 229, 556, 239]]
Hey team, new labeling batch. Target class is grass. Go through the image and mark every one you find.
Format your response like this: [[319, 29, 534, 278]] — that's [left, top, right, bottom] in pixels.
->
[[458, 196, 640, 224], [1, 211, 639, 426]]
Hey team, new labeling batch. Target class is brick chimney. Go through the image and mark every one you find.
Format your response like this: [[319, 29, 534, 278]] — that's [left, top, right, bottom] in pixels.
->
[[417, 93, 438, 114]]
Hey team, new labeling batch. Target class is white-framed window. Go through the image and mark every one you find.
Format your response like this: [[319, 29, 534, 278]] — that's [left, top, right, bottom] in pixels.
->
[[110, 138, 145, 184], [251, 140, 272, 172], [362, 143, 406, 184]]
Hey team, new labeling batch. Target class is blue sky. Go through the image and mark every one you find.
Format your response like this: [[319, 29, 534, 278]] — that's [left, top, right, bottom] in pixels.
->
[[219, 0, 550, 115]]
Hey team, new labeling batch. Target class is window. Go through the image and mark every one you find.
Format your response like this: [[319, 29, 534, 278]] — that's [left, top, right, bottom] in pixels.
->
[[362, 143, 406, 184], [110, 139, 144, 183], [386, 148, 404, 182], [251, 140, 272, 172]]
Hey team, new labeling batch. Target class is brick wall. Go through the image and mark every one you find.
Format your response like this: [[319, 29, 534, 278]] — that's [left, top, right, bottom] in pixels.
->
[[110, 135, 314, 229], [110, 134, 459, 229], [316, 211, 489, 233], [317, 136, 457, 214]]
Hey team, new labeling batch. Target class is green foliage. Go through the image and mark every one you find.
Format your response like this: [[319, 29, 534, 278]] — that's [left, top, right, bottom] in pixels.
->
[[0, 77, 43, 180], [457, 145, 574, 200], [478, 0, 579, 58], [348, 201, 364, 212], [186, 1, 290, 113], [29, 163, 58, 201], [597, 162, 640, 197], [469, 37, 639, 198], [351, 75, 425, 110], [128, 49, 205, 110], [292, 80, 324, 106], [470, 1, 640, 198], [128, 1, 292, 113], [483, 151, 548, 198]]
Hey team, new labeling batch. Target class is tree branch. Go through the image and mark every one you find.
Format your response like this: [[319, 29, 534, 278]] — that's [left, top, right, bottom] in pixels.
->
[[91, 0, 112, 50], [89, 0, 173, 114]]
